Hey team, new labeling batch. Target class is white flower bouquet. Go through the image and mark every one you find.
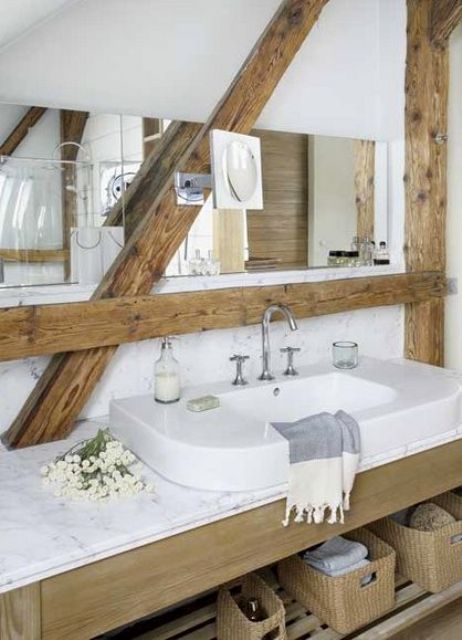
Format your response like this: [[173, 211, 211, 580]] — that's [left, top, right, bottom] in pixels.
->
[[41, 428, 154, 501]]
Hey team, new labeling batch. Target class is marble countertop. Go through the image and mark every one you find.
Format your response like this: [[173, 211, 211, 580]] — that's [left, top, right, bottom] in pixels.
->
[[2, 400, 462, 596]]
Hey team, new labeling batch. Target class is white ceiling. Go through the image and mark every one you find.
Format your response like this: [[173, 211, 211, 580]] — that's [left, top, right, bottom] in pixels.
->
[[0, 0, 406, 140], [0, 0, 77, 50]]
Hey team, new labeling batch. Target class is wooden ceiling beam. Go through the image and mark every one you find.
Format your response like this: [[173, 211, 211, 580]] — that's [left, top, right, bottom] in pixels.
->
[[5, 0, 331, 448], [431, 0, 462, 45], [0, 272, 446, 362], [0, 106, 47, 156]]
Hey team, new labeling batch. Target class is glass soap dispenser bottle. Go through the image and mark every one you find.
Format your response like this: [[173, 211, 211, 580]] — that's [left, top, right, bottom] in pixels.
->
[[154, 336, 181, 404]]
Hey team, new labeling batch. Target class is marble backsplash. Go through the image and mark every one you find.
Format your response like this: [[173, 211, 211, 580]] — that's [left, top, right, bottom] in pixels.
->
[[0, 305, 404, 436]]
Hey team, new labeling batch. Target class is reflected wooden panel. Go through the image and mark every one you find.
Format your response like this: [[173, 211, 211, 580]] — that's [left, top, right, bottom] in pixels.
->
[[247, 129, 308, 269], [212, 209, 245, 274], [0, 249, 69, 263]]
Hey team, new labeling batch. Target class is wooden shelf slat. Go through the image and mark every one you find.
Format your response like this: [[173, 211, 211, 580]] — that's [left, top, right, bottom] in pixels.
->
[[118, 575, 461, 640]]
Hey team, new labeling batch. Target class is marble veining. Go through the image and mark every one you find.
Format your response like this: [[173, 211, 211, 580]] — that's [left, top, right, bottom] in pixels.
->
[[2, 412, 462, 595], [0, 305, 404, 435]]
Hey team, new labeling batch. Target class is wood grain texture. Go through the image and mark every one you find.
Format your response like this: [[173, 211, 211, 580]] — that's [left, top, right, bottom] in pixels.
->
[[431, 0, 462, 45], [354, 139, 375, 240], [0, 249, 69, 263], [0, 584, 41, 640], [390, 594, 462, 640], [405, 0, 449, 366], [60, 110, 89, 279], [0, 272, 446, 364], [40, 438, 462, 640], [247, 129, 308, 268], [0, 107, 47, 156], [212, 209, 245, 273], [104, 121, 202, 237], [6, 0, 331, 448]]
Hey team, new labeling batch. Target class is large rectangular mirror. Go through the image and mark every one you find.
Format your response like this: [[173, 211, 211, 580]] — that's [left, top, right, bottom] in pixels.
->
[[0, 106, 136, 287], [0, 103, 391, 289]]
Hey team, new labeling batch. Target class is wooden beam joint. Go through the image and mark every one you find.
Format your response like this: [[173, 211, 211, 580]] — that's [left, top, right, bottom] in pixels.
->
[[431, 0, 462, 45]]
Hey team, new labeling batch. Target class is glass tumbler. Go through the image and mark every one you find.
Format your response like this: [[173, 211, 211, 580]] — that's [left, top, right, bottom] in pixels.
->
[[332, 341, 358, 369]]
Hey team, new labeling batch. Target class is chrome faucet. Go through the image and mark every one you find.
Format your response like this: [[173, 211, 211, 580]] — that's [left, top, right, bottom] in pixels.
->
[[259, 304, 298, 380]]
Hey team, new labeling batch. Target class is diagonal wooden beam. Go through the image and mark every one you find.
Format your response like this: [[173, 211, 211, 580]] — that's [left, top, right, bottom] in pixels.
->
[[431, 0, 462, 45], [104, 121, 202, 238], [0, 106, 47, 156], [5, 0, 331, 448]]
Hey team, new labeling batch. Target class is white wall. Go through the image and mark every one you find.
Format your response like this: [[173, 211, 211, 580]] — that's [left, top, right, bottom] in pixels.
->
[[0, 0, 406, 140], [0, 305, 404, 436], [445, 24, 462, 369]]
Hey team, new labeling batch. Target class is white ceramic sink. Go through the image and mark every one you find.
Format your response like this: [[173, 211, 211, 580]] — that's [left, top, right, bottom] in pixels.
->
[[110, 357, 462, 492], [219, 373, 396, 423]]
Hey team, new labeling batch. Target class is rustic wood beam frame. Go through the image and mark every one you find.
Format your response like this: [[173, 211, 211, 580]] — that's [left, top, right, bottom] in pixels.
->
[[404, 0, 462, 366], [431, 0, 462, 45], [0, 272, 446, 362], [3, 0, 462, 448], [4, 0, 332, 448]]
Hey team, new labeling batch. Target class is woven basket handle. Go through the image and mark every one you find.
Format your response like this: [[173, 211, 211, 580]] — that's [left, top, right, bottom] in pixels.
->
[[268, 625, 285, 639]]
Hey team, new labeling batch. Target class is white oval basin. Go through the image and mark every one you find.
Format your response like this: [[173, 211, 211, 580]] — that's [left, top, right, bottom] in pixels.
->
[[110, 358, 462, 492]]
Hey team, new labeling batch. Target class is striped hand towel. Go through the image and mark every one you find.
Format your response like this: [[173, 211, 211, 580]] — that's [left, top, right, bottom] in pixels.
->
[[272, 410, 360, 526]]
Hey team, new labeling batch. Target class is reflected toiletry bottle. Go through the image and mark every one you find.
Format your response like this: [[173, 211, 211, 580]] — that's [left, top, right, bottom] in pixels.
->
[[374, 241, 390, 265], [154, 337, 181, 404], [188, 249, 203, 275]]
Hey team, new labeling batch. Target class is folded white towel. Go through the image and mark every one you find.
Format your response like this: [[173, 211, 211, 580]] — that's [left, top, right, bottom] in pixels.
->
[[272, 411, 360, 525], [304, 536, 368, 572]]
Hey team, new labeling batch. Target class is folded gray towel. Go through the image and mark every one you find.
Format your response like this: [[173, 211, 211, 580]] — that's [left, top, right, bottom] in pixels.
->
[[303, 535, 368, 572], [306, 557, 373, 586]]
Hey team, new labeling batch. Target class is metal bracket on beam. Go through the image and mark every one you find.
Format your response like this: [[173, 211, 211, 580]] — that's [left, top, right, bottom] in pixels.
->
[[174, 172, 212, 206]]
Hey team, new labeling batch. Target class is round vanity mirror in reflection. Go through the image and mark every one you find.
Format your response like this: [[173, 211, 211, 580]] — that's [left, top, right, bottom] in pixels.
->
[[223, 141, 258, 202]]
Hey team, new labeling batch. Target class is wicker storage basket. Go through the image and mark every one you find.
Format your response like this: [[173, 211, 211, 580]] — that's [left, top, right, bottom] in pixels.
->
[[217, 573, 287, 640], [277, 528, 396, 634], [370, 491, 462, 593]]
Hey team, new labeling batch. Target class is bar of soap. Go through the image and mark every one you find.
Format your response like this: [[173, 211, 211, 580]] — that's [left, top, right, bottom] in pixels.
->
[[187, 395, 220, 412]]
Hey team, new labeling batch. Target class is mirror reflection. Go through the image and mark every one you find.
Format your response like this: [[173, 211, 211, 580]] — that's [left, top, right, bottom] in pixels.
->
[[0, 103, 390, 288]]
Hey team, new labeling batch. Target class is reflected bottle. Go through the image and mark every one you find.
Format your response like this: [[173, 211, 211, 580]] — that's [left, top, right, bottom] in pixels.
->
[[154, 337, 181, 404], [374, 241, 390, 265]]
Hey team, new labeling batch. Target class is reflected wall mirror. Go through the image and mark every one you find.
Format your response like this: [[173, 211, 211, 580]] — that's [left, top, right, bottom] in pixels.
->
[[0, 103, 391, 290]]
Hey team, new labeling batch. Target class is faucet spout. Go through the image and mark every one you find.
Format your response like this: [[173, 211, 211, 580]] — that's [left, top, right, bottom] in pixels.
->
[[259, 304, 298, 381]]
